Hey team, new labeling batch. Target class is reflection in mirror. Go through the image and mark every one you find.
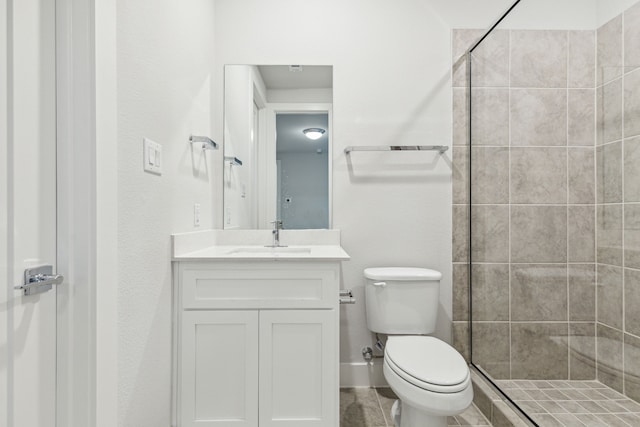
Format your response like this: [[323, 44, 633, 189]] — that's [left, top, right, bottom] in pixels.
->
[[276, 113, 329, 229], [223, 65, 333, 230]]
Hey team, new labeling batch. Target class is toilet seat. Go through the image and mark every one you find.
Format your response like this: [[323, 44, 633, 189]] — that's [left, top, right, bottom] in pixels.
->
[[384, 336, 470, 393]]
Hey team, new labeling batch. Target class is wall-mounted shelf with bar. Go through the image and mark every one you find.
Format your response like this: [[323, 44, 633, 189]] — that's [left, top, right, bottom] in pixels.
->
[[344, 145, 449, 155], [224, 156, 243, 166], [190, 135, 218, 150]]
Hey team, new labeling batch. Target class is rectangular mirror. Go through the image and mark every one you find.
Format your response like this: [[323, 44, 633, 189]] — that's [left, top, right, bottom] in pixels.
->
[[223, 65, 333, 230]]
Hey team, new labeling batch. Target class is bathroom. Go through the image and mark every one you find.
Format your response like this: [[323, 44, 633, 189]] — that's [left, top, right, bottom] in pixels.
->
[[2, 0, 640, 426]]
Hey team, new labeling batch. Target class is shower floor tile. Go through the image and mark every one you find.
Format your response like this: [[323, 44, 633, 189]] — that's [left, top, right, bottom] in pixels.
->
[[495, 380, 640, 426], [340, 387, 491, 427]]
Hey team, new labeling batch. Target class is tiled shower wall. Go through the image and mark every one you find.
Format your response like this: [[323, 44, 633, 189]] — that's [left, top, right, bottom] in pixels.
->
[[451, 28, 598, 380], [594, 2, 640, 400], [451, 0, 640, 403]]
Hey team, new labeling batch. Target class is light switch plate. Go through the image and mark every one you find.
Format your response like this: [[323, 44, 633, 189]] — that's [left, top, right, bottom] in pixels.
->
[[143, 138, 162, 175], [194, 203, 201, 227]]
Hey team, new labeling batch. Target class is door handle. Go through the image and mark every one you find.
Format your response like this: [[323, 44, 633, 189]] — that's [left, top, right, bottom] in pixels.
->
[[14, 265, 64, 296]]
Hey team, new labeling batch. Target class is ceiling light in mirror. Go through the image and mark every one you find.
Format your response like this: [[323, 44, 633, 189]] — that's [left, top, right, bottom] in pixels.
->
[[303, 128, 326, 140]]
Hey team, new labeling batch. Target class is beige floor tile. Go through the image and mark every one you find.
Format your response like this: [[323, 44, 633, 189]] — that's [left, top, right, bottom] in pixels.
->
[[340, 388, 386, 427], [341, 388, 489, 427], [455, 404, 490, 426]]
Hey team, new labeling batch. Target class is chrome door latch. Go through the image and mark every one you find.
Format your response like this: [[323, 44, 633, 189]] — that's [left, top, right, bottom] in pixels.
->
[[15, 265, 64, 296]]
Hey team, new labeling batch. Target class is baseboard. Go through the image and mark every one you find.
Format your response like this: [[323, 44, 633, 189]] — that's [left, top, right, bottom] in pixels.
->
[[339, 361, 388, 388]]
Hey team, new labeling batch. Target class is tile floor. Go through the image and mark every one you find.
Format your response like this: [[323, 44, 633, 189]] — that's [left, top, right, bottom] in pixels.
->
[[340, 387, 491, 427], [496, 379, 640, 426]]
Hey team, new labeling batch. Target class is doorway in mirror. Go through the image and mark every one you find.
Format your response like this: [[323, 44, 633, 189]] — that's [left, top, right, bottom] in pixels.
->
[[276, 112, 329, 229]]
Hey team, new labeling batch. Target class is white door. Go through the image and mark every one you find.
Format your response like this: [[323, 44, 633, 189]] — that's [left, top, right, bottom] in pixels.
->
[[0, 0, 59, 426], [181, 311, 259, 427], [259, 310, 337, 427]]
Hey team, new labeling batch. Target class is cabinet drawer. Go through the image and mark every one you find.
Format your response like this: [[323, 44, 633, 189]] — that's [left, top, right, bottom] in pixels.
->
[[180, 263, 339, 309]]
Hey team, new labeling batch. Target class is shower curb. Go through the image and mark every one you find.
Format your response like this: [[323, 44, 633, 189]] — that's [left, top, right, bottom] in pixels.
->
[[470, 369, 534, 427]]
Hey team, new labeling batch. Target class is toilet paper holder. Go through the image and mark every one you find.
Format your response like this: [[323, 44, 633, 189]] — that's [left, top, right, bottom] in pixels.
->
[[339, 289, 356, 305]]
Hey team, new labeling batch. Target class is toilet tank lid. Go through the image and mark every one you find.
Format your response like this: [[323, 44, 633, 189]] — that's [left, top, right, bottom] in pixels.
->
[[364, 267, 442, 281]]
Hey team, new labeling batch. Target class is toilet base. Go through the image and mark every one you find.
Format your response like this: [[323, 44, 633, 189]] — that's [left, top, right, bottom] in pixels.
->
[[390, 400, 401, 427], [391, 399, 447, 427]]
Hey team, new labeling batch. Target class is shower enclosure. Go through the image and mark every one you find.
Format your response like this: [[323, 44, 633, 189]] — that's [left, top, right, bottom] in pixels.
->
[[453, 0, 640, 425]]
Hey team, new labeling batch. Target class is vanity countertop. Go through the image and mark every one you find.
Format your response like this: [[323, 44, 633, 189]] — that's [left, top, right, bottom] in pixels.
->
[[174, 245, 350, 261], [172, 229, 350, 261]]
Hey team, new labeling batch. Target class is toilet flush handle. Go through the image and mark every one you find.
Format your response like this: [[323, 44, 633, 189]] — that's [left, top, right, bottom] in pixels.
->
[[372, 281, 387, 287]]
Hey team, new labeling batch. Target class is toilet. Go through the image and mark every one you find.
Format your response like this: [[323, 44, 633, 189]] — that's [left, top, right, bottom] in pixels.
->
[[364, 267, 473, 427]]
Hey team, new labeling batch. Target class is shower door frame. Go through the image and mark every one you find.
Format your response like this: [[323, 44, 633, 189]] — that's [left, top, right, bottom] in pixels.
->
[[465, 1, 540, 426]]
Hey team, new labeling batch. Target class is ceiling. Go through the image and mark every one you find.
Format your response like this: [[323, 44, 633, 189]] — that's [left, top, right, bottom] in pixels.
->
[[276, 113, 328, 154], [258, 65, 333, 90]]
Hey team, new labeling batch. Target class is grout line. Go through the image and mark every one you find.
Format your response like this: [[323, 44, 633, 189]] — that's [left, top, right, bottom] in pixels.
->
[[457, 143, 612, 148], [373, 388, 391, 427], [566, 29, 572, 381], [508, 28, 513, 382], [621, 5, 627, 398], [467, 202, 603, 207], [592, 22, 599, 388], [465, 261, 597, 265]]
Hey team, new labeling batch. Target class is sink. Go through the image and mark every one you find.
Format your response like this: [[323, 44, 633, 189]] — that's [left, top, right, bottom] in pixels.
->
[[226, 246, 312, 255]]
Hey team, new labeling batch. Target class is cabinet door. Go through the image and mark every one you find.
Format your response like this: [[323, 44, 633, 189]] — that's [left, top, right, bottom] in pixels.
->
[[259, 310, 337, 427], [181, 311, 259, 427]]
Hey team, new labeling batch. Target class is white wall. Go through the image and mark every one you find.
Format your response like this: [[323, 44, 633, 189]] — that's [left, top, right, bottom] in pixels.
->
[[500, 0, 597, 29], [442, 0, 639, 32], [443, 0, 639, 32], [0, 0, 8, 420], [597, 0, 640, 25], [213, 0, 456, 374], [95, 0, 118, 424], [116, 0, 216, 425], [430, 0, 599, 30]]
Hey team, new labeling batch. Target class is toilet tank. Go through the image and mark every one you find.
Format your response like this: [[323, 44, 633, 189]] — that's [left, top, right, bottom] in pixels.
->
[[364, 267, 442, 335]]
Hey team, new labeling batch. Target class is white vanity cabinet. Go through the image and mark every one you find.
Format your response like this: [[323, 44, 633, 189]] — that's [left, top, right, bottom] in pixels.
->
[[173, 260, 341, 427]]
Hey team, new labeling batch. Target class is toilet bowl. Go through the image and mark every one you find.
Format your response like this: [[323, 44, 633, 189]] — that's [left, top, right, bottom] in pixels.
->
[[363, 267, 473, 427], [383, 336, 473, 427]]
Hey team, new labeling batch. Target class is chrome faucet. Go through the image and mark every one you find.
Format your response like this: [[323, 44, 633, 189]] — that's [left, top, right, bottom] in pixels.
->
[[269, 220, 286, 247]]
